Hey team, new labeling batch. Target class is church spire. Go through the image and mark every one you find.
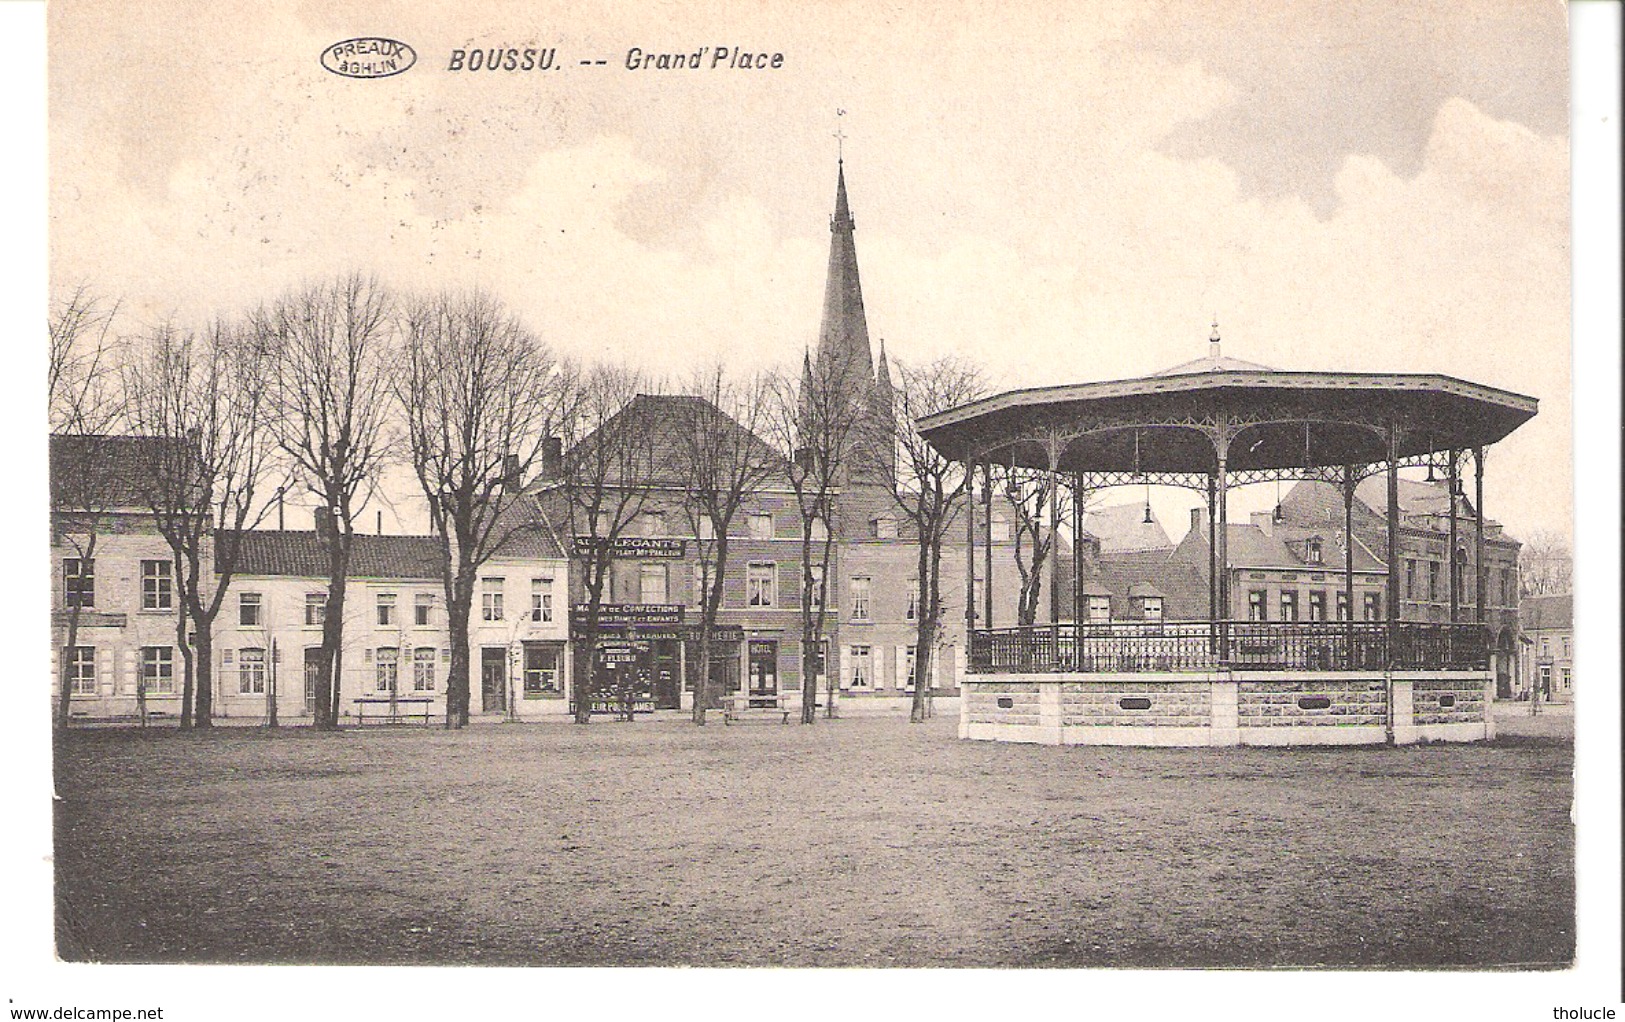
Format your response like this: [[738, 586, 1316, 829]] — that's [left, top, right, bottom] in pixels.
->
[[814, 161, 874, 392]]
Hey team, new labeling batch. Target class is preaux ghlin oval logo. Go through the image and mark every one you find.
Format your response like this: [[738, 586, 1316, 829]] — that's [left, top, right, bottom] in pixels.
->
[[321, 37, 416, 79]]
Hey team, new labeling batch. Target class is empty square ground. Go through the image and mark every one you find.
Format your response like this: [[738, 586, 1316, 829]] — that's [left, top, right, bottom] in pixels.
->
[[53, 713, 1573, 968]]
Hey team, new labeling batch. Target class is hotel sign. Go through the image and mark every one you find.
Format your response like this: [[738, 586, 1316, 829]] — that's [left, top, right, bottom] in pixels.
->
[[573, 535, 688, 558]]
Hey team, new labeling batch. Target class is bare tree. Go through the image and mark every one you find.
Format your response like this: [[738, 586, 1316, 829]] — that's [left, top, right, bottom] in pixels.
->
[[994, 463, 1076, 625], [765, 351, 865, 722], [867, 355, 985, 722], [398, 289, 570, 728], [123, 320, 283, 728], [48, 287, 126, 729], [1518, 529, 1572, 597], [552, 366, 661, 724], [673, 368, 781, 725], [258, 274, 396, 729], [49, 285, 124, 435]]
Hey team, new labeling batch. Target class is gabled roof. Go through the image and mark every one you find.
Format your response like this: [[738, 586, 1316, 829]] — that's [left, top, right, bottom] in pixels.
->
[[220, 531, 444, 580], [50, 434, 196, 511], [559, 393, 787, 490], [1094, 548, 1210, 620], [1520, 593, 1572, 631], [1177, 522, 1303, 570], [1082, 503, 1173, 554]]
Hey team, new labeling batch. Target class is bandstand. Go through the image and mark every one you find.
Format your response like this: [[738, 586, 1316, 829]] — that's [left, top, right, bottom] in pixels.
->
[[918, 335, 1537, 746]]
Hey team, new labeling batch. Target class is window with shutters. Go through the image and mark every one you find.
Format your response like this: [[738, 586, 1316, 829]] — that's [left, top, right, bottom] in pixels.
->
[[848, 645, 872, 689], [412, 647, 437, 691], [65, 646, 96, 695], [239, 648, 267, 694], [375, 647, 399, 693]]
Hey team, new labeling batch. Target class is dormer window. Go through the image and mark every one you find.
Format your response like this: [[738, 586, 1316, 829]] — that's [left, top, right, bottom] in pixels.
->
[[1140, 596, 1163, 622], [1306, 538, 1323, 564]]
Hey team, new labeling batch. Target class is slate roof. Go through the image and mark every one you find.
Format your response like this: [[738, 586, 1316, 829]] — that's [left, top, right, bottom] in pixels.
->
[[1520, 593, 1572, 632], [50, 434, 197, 510], [1093, 548, 1210, 620], [221, 531, 444, 580], [1082, 503, 1173, 554], [557, 393, 789, 490]]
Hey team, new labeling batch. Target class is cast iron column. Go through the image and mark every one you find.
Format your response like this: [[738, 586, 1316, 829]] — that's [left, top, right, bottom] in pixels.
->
[[983, 460, 994, 629], [1215, 436, 1230, 661], [1475, 446, 1487, 622], [1343, 464, 1357, 667], [1072, 472, 1084, 627], [1386, 423, 1402, 658], [1448, 448, 1460, 623], [965, 456, 978, 639]]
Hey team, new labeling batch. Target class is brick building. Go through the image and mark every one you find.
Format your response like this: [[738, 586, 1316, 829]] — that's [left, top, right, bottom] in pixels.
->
[[1520, 592, 1572, 703], [50, 435, 194, 721]]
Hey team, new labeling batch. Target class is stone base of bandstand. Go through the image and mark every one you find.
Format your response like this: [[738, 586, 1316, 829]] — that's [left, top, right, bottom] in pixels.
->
[[959, 670, 1493, 747]]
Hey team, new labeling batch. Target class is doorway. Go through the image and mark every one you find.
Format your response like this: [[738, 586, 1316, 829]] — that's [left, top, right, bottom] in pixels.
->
[[481, 647, 508, 713], [303, 648, 322, 713], [748, 640, 778, 707]]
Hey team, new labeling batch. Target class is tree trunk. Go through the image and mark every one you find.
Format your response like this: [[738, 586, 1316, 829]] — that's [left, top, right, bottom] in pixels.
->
[[176, 607, 195, 730], [445, 569, 475, 728], [318, 570, 348, 728], [192, 615, 215, 728], [910, 537, 939, 723], [693, 534, 728, 726], [575, 563, 607, 725], [799, 527, 818, 725]]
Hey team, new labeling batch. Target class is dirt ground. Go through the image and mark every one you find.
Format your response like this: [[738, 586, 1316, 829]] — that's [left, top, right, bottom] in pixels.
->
[[53, 715, 1573, 968]]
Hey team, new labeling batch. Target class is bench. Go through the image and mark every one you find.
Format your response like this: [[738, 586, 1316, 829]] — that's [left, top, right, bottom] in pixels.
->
[[353, 696, 434, 726], [723, 696, 792, 725]]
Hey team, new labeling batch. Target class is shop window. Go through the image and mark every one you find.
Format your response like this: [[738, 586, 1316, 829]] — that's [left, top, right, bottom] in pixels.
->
[[524, 645, 561, 694]]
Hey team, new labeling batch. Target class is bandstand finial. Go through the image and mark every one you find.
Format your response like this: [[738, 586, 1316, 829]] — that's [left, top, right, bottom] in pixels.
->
[[1209, 317, 1221, 358]]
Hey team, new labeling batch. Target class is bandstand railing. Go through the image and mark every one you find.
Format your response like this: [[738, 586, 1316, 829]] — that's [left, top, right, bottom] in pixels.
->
[[968, 621, 1489, 674]]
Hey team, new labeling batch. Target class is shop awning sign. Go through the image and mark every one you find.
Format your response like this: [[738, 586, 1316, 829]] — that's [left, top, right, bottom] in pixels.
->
[[573, 536, 687, 558]]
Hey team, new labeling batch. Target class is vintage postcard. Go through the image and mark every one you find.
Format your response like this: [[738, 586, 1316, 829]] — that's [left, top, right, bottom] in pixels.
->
[[18, 0, 1618, 1016]]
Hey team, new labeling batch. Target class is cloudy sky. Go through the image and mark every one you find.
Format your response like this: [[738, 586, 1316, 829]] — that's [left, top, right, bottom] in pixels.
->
[[48, 0, 1571, 542]]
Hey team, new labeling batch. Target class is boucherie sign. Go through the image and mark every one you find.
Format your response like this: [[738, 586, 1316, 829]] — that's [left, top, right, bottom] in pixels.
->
[[572, 535, 687, 558]]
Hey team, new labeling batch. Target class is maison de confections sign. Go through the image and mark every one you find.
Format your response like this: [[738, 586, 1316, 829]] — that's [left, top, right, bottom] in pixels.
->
[[572, 535, 687, 558], [571, 603, 686, 626]]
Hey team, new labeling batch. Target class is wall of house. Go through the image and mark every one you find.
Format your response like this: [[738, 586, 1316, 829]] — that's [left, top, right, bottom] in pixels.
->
[[51, 515, 191, 720]]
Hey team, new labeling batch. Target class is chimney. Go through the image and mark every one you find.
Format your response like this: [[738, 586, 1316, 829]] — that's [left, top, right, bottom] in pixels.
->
[[377, 509, 384, 535], [539, 437, 563, 479], [1190, 506, 1204, 537], [503, 453, 522, 490], [1251, 510, 1274, 537], [276, 486, 285, 530], [314, 506, 335, 541]]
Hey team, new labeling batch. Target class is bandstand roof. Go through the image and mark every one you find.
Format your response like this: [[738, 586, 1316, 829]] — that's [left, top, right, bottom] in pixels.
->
[[918, 360, 1537, 477]]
